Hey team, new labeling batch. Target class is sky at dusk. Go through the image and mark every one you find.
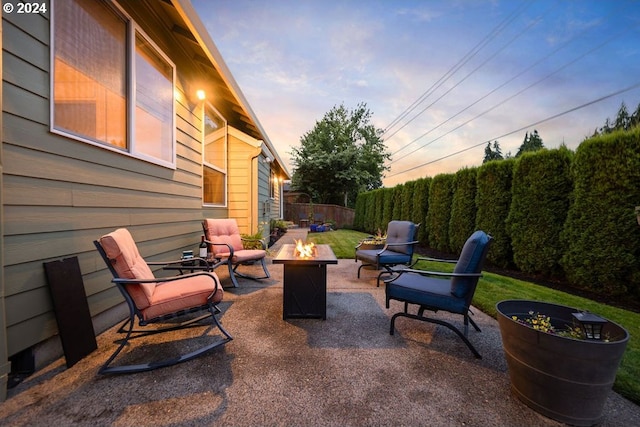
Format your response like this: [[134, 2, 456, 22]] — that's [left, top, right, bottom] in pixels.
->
[[192, 0, 640, 187]]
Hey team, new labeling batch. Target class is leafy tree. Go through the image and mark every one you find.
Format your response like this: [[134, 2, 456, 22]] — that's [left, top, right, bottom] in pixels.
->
[[290, 103, 390, 207], [515, 130, 544, 157], [483, 141, 503, 163]]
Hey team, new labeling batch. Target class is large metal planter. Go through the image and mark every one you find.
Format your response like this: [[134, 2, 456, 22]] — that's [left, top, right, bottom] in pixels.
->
[[496, 300, 629, 426]]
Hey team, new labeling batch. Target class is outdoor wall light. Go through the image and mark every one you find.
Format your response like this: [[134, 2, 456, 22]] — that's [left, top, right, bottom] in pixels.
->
[[572, 312, 607, 340], [196, 89, 206, 101]]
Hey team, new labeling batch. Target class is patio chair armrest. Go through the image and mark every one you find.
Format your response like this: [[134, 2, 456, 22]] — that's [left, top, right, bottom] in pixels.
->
[[376, 240, 419, 255], [384, 240, 419, 248], [205, 240, 235, 257], [414, 256, 458, 264], [112, 270, 219, 285], [385, 268, 482, 282]]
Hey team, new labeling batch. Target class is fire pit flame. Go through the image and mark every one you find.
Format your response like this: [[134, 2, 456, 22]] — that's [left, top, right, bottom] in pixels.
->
[[294, 239, 317, 258]]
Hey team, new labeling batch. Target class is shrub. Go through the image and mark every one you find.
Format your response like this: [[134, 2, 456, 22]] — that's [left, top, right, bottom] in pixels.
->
[[561, 129, 640, 295], [449, 167, 477, 254], [506, 147, 573, 276], [412, 177, 432, 244], [476, 159, 516, 267], [401, 180, 415, 221], [391, 184, 404, 220], [426, 173, 455, 252]]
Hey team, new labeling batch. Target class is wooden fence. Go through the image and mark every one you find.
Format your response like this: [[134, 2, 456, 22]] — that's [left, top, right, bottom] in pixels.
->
[[284, 203, 355, 229]]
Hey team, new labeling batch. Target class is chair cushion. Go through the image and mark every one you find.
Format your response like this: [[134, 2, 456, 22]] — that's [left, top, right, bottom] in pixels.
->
[[203, 219, 244, 256], [230, 249, 266, 263], [356, 249, 411, 266], [386, 273, 467, 314], [451, 230, 491, 298], [100, 228, 156, 308], [386, 221, 416, 255], [142, 273, 223, 321]]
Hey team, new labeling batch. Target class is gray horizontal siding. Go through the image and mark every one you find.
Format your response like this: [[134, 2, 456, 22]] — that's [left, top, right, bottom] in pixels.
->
[[1, 9, 228, 356]]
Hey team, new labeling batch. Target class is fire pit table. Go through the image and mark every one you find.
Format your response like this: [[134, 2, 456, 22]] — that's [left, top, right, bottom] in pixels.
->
[[273, 243, 338, 320]]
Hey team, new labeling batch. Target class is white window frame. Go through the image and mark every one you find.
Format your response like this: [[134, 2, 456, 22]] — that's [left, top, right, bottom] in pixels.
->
[[202, 102, 228, 207], [50, 0, 176, 169]]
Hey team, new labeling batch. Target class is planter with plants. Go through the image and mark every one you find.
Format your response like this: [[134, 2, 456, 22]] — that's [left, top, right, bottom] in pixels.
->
[[496, 299, 629, 426], [357, 229, 387, 250]]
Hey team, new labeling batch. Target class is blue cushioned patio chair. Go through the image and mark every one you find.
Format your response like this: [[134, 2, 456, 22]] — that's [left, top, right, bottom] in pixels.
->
[[355, 221, 420, 287], [384, 230, 492, 358]]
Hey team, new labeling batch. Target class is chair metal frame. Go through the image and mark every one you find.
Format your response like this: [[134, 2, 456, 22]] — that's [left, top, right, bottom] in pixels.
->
[[355, 221, 420, 287], [384, 231, 492, 359], [202, 219, 271, 288], [94, 240, 232, 374]]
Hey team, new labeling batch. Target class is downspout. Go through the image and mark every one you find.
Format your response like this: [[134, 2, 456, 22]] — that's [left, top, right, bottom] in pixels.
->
[[250, 151, 260, 234]]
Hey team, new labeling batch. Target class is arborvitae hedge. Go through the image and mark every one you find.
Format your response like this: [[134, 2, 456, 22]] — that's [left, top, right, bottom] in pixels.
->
[[382, 187, 394, 227], [506, 147, 573, 276], [392, 184, 404, 220], [412, 177, 431, 244], [449, 167, 477, 254], [354, 193, 365, 230], [373, 188, 384, 232], [561, 129, 640, 295], [426, 173, 455, 252], [364, 191, 376, 233], [401, 181, 415, 222], [476, 159, 515, 268]]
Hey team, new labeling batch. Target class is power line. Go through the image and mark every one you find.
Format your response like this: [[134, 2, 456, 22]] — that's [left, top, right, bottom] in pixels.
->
[[380, 0, 533, 140], [386, 1, 556, 156], [386, 81, 640, 179], [388, 22, 636, 166]]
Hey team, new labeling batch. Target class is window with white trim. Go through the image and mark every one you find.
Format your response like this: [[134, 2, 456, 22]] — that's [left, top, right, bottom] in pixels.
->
[[203, 104, 227, 205], [51, 0, 176, 168]]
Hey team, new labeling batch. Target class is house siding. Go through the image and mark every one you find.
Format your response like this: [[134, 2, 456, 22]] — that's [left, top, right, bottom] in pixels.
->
[[0, 0, 289, 390]]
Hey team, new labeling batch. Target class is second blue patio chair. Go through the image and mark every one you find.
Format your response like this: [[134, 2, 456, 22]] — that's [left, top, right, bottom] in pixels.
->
[[355, 221, 420, 287], [384, 230, 492, 358]]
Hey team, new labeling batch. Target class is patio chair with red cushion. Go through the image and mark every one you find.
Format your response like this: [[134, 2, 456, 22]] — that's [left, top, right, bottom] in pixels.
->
[[94, 228, 232, 374], [202, 218, 271, 288]]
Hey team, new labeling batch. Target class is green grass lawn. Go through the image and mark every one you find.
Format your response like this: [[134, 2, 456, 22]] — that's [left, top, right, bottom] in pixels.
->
[[307, 229, 640, 405]]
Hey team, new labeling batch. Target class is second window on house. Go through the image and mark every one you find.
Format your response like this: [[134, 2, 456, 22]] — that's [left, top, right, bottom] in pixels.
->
[[203, 104, 227, 206]]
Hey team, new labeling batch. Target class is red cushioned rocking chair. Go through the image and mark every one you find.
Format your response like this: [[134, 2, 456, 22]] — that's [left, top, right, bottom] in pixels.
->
[[94, 228, 232, 374]]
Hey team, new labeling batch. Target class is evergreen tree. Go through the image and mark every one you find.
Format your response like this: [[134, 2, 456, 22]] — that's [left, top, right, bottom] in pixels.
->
[[483, 141, 503, 163], [515, 130, 544, 157], [614, 102, 630, 131]]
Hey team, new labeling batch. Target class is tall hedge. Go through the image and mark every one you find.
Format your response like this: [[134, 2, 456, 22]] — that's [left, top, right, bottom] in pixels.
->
[[412, 177, 431, 244], [373, 188, 384, 232], [476, 158, 515, 267], [382, 187, 394, 227], [354, 193, 365, 230], [506, 147, 573, 276], [391, 184, 404, 220], [449, 167, 478, 254], [426, 173, 455, 252], [364, 191, 376, 233], [401, 181, 415, 221], [561, 129, 640, 295]]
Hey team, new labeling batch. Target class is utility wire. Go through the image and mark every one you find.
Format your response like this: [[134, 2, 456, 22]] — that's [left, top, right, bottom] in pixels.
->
[[380, 0, 532, 139], [387, 1, 556, 155], [386, 81, 640, 179], [388, 23, 636, 166]]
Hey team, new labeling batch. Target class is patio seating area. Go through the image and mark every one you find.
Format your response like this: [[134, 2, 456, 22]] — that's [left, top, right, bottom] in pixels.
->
[[0, 227, 638, 426]]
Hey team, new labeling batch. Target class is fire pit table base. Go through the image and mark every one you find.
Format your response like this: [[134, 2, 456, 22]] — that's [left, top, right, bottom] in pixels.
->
[[273, 244, 338, 320], [283, 264, 327, 319]]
